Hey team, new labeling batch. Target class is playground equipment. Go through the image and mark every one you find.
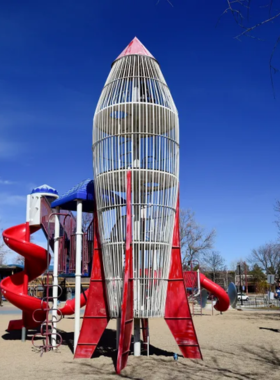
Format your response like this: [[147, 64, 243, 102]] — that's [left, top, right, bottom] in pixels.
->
[[228, 282, 238, 308], [0, 185, 89, 346], [183, 269, 232, 314], [0, 37, 231, 374]]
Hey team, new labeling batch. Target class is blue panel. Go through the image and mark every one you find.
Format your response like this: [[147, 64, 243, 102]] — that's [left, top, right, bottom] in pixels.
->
[[51, 179, 126, 212], [51, 179, 94, 212]]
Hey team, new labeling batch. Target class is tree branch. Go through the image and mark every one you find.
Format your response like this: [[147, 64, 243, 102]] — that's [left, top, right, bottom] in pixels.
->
[[235, 11, 280, 40], [269, 34, 280, 99]]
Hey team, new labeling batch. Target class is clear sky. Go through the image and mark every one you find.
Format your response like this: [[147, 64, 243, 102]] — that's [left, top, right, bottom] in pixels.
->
[[0, 0, 279, 266]]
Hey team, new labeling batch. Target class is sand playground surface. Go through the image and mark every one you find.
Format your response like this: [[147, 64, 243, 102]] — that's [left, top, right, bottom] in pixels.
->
[[0, 304, 280, 380]]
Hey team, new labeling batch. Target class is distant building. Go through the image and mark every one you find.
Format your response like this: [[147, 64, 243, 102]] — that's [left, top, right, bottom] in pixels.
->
[[0, 264, 23, 281], [235, 273, 257, 293], [203, 270, 235, 290], [202, 270, 259, 293]]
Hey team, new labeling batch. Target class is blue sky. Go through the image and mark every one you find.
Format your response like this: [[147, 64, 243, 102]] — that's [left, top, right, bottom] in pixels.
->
[[0, 0, 279, 266]]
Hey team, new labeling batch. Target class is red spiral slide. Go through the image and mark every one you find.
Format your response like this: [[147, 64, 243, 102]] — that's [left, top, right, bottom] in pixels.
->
[[1, 223, 49, 330], [0, 222, 88, 331]]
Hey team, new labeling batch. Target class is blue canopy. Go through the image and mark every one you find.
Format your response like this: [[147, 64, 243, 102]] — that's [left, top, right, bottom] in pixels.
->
[[51, 179, 126, 212], [51, 179, 95, 212], [6, 264, 24, 269]]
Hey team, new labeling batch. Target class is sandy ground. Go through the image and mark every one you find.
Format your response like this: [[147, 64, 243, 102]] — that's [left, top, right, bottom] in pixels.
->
[[0, 304, 280, 380]]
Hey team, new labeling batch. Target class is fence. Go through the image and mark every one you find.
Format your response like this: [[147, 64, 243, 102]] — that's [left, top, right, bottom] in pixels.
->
[[237, 297, 280, 308]]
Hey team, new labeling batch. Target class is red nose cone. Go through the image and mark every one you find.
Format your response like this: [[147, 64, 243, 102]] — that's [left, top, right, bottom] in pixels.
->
[[114, 37, 155, 63]]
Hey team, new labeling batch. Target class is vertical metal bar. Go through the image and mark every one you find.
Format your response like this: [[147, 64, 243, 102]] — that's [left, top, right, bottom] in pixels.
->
[[51, 206, 60, 348], [22, 221, 30, 342], [134, 318, 141, 356], [21, 326, 27, 342], [74, 200, 83, 352]]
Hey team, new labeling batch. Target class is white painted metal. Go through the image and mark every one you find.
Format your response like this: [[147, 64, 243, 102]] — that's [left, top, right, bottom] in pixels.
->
[[51, 207, 60, 348], [93, 50, 179, 319], [27, 194, 42, 226], [27, 186, 59, 226], [26, 185, 58, 226], [26, 195, 31, 223], [134, 319, 141, 356], [197, 269, 201, 295], [74, 200, 83, 352]]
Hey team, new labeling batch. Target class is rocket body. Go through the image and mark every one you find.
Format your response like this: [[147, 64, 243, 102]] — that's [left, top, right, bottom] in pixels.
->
[[92, 38, 179, 318]]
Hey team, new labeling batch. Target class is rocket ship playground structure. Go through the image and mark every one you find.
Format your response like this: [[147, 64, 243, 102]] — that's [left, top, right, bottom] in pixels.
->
[[0, 38, 230, 374]]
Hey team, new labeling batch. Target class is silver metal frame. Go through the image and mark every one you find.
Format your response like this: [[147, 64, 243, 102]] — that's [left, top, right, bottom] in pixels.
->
[[93, 53, 179, 318]]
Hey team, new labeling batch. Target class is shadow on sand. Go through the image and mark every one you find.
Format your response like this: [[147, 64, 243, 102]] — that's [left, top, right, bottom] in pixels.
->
[[259, 327, 280, 333], [59, 328, 180, 358], [2, 326, 179, 375], [2, 328, 43, 341]]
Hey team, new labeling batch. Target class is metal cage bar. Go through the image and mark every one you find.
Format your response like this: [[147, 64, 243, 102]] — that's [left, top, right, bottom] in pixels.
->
[[93, 53, 179, 318]]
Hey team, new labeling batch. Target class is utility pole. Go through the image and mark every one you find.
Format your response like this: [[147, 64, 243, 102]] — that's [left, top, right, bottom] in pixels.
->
[[238, 263, 243, 306], [244, 261, 248, 295]]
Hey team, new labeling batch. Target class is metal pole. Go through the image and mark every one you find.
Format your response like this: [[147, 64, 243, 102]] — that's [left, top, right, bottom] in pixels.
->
[[22, 196, 31, 342], [197, 268, 202, 315], [238, 263, 243, 306], [197, 268, 201, 294], [74, 200, 83, 352], [244, 262, 248, 295], [52, 207, 60, 347], [116, 317, 120, 349], [21, 326, 27, 342], [134, 318, 141, 356], [226, 270, 228, 289]]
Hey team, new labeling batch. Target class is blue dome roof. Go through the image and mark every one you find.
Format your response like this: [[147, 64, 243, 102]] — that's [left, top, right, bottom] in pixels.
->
[[31, 184, 58, 196]]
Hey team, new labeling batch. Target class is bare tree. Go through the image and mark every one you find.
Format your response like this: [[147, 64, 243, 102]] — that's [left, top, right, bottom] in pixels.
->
[[180, 209, 216, 267], [229, 258, 248, 272], [229, 259, 240, 272], [158, 0, 280, 95], [202, 251, 225, 282], [275, 200, 280, 237], [249, 242, 280, 275], [82, 213, 93, 233], [219, 0, 280, 96], [14, 255, 24, 266], [0, 227, 7, 265], [219, 1, 280, 38]]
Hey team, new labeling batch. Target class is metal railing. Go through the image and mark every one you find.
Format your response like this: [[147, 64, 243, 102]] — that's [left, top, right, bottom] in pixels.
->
[[237, 297, 280, 308]]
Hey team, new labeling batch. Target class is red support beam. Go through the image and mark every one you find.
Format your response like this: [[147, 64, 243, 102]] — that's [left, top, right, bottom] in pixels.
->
[[141, 318, 149, 346], [116, 171, 134, 374], [74, 207, 110, 359], [164, 192, 202, 359]]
